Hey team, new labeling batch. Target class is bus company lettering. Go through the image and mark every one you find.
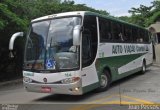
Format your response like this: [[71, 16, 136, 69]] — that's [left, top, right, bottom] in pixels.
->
[[112, 45, 149, 55], [112, 45, 123, 54], [124, 45, 135, 53]]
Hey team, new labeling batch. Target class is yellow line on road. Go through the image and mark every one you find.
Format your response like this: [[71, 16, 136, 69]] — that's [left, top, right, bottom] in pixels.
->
[[68, 94, 117, 110], [119, 95, 155, 104], [68, 94, 158, 110], [87, 94, 155, 104], [87, 94, 118, 104], [103, 100, 141, 105]]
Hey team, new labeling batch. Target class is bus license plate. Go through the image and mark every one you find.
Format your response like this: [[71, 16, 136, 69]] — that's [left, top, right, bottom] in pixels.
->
[[41, 87, 51, 93]]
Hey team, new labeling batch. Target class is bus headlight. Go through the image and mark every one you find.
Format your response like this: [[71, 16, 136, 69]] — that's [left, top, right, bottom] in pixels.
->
[[23, 77, 32, 83], [61, 77, 80, 84]]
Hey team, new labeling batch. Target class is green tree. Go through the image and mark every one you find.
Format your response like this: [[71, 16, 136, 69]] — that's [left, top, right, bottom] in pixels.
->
[[121, 0, 160, 27], [118, 16, 130, 22], [128, 4, 153, 27], [0, 1, 27, 44], [128, 5, 153, 17], [146, 0, 160, 26], [0, 0, 110, 81]]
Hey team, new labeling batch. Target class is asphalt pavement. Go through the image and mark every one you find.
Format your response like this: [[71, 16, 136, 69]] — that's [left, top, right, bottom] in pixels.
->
[[0, 65, 160, 110]]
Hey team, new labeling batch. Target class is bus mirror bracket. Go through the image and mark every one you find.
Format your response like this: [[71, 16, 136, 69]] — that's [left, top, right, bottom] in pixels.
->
[[9, 32, 24, 58], [73, 25, 81, 46]]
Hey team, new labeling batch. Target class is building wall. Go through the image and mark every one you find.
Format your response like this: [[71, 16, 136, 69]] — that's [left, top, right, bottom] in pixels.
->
[[154, 33, 160, 64], [148, 22, 160, 64], [155, 44, 160, 64]]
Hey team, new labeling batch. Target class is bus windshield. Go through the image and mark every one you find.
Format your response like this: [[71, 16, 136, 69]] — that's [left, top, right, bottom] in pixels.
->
[[24, 16, 81, 71]]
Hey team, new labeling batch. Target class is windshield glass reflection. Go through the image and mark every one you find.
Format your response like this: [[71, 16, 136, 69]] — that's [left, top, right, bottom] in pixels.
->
[[24, 17, 81, 71]]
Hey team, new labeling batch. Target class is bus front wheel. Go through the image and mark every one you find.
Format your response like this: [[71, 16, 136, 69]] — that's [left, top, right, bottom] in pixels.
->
[[97, 70, 111, 92]]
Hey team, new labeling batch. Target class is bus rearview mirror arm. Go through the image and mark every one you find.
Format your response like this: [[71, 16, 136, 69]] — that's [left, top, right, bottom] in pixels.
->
[[9, 32, 24, 58]]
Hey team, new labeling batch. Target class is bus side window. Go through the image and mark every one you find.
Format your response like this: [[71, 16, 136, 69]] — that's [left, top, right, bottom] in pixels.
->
[[136, 30, 144, 43], [123, 25, 132, 42], [144, 30, 149, 43], [111, 22, 123, 42], [132, 28, 137, 43], [118, 33, 124, 42], [99, 18, 112, 42]]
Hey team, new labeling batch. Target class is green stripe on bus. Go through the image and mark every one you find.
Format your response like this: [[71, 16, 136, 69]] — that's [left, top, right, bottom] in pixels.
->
[[96, 53, 146, 81]]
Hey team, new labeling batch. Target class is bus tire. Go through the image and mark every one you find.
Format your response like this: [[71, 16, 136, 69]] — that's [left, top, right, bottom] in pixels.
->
[[140, 60, 146, 74], [96, 70, 111, 92]]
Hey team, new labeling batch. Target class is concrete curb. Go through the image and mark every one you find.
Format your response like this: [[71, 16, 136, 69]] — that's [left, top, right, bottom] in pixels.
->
[[0, 78, 22, 87]]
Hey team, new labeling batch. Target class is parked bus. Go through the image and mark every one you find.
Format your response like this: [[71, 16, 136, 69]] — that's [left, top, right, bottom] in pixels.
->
[[9, 11, 153, 95]]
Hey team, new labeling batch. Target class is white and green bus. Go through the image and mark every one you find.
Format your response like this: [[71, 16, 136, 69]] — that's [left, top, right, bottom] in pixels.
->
[[9, 11, 153, 95]]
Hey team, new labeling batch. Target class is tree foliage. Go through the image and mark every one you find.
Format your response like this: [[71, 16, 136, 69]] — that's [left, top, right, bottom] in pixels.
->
[[0, 0, 109, 80], [0, 0, 109, 48], [0, 0, 109, 41], [119, 0, 160, 27], [0, 0, 109, 33]]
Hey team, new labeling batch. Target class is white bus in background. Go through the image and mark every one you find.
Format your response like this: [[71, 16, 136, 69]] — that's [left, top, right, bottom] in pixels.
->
[[9, 11, 153, 95]]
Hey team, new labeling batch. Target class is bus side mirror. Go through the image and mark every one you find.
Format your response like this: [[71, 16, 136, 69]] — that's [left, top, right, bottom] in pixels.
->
[[73, 25, 81, 46], [9, 32, 24, 58]]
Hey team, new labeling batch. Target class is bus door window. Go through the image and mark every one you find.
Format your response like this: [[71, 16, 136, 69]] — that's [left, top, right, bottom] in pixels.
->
[[82, 15, 98, 67], [82, 30, 92, 65]]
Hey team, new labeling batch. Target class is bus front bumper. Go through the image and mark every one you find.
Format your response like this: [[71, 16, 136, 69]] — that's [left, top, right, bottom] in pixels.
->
[[23, 80, 83, 95]]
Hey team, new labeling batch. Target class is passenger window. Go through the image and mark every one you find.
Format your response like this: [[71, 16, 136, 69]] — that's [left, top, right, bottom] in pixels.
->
[[124, 26, 132, 42], [144, 31, 149, 43], [99, 18, 112, 42], [137, 30, 144, 43], [111, 22, 123, 42], [132, 28, 138, 43]]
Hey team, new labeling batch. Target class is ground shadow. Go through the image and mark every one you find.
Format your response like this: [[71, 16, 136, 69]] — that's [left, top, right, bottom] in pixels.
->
[[33, 90, 100, 103], [110, 70, 151, 88]]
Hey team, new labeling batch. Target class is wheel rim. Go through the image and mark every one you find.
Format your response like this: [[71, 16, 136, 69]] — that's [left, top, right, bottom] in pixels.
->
[[100, 74, 108, 88]]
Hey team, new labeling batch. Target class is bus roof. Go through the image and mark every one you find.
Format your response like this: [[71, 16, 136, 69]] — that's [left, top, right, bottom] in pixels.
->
[[31, 11, 147, 31], [31, 11, 86, 22]]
